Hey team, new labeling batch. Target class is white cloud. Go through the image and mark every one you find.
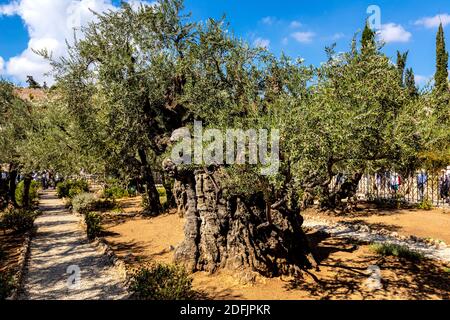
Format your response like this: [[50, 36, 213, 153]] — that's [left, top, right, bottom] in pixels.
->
[[0, 1, 19, 15], [331, 33, 345, 40], [415, 75, 433, 86], [291, 31, 315, 43], [0, 56, 4, 74], [253, 37, 270, 49], [378, 23, 411, 43], [261, 16, 275, 26], [415, 14, 450, 29], [0, 0, 152, 85], [290, 20, 302, 28]]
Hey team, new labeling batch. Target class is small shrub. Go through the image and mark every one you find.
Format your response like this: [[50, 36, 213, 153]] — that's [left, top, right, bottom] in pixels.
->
[[56, 180, 89, 199], [104, 186, 129, 200], [157, 186, 167, 206], [417, 198, 433, 211], [85, 212, 102, 240], [1, 208, 38, 233], [129, 263, 195, 300], [444, 267, 450, 273], [0, 271, 15, 300], [15, 180, 40, 207], [370, 243, 424, 261], [92, 199, 116, 211], [72, 193, 97, 215]]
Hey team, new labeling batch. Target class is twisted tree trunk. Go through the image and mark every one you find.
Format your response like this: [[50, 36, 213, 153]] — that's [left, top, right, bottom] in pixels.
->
[[320, 172, 364, 212], [164, 162, 317, 279], [138, 149, 162, 216], [22, 173, 32, 209], [8, 164, 19, 208]]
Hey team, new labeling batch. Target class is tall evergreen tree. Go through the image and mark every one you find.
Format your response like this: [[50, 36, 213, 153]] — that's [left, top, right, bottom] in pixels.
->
[[405, 68, 418, 97], [435, 23, 449, 92], [361, 21, 376, 55], [396, 51, 409, 86]]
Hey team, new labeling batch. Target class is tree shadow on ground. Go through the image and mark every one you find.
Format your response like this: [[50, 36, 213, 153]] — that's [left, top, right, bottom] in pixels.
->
[[194, 288, 243, 300], [287, 233, 450, 300], [340, 220, 402, 232]]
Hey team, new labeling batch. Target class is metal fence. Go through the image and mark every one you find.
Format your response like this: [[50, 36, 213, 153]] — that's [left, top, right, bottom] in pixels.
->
[[341, 171, 450, 208]]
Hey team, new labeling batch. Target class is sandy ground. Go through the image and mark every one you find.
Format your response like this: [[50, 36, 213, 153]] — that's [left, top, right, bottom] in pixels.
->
[[303, 207, 450, 244], [19, 191, 128, 300], [102, 200, 450, 300]]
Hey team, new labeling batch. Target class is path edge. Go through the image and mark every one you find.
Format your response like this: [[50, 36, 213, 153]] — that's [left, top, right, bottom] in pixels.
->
[[75, 211, 132, 298], [6, 227, 35, 300]]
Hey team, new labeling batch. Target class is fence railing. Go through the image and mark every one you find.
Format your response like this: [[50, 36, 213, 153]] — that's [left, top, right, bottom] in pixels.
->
[[334, 172, 450, 208]]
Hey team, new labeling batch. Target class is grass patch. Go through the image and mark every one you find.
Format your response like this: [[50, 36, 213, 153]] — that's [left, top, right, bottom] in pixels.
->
[[417, 198, 433, 210], [370, 243, 424, 261]]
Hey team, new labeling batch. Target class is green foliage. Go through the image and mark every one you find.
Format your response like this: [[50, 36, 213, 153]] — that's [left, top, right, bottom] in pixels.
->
[[56, 180, 89, 199], [417, 198, 433, 210], [370, 243, 424, 261], [444, 267, 450, 273], [129, 263, 195, 300], [361, 22, 376, 55], [72, 193, 97, 215], [28, 2, 449, 215], [157, 186, 167, 206], [396, 50, 409, 85], [404, 68, 418, 97], [85, 212, 102, 240], [1, 208, 38, 233], [435, 23, 449, 93], [15, 180, 40, 207], [0, 271, 15, 300], [104, 186, 129, 200]]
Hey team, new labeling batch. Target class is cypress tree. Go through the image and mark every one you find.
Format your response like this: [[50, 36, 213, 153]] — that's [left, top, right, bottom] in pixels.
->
[[396, 51, 409, 86], [405, 68, 418, 97], [361, 22, 376, 55], [435, 23, 449, 92]]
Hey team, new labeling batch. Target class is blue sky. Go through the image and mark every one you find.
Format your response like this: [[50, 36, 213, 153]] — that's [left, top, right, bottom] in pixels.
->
[[1, 0, 449, 86]]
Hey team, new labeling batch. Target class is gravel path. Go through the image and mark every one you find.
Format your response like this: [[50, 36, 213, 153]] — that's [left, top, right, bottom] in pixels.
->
[[303, 217, 450, 264], [19, 191, 128, 300]]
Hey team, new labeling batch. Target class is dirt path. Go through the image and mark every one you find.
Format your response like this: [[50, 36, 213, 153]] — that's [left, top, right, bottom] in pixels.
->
[[19, 190, 128, 300]]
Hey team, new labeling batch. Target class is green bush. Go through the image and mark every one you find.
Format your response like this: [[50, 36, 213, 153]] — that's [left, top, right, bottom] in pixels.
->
[[1, 208, 38, 233], [417, 198, 433, 210], [104, 186, 129, 200], [56, 180, 89, 199], [129, 263, 195, 300], [370, 243, 424, 261], [15, 180, 40, 207], [72, 193, 97, 215], [85, 212, 102, 240], [0, 271, 15, 300]]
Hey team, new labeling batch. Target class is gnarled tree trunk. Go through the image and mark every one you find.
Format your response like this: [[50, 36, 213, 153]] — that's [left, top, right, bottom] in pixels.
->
[[8, 164, 19, 208], [22, 173, 32, 209], [164, 162, 317, 279], [320, 172, 364, 212], [138, 149, 162, 216]]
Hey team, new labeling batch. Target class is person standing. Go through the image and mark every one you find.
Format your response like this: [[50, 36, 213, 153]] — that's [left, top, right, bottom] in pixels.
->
[[440, 168, 450, 203], [417, 170, 428, 201]]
